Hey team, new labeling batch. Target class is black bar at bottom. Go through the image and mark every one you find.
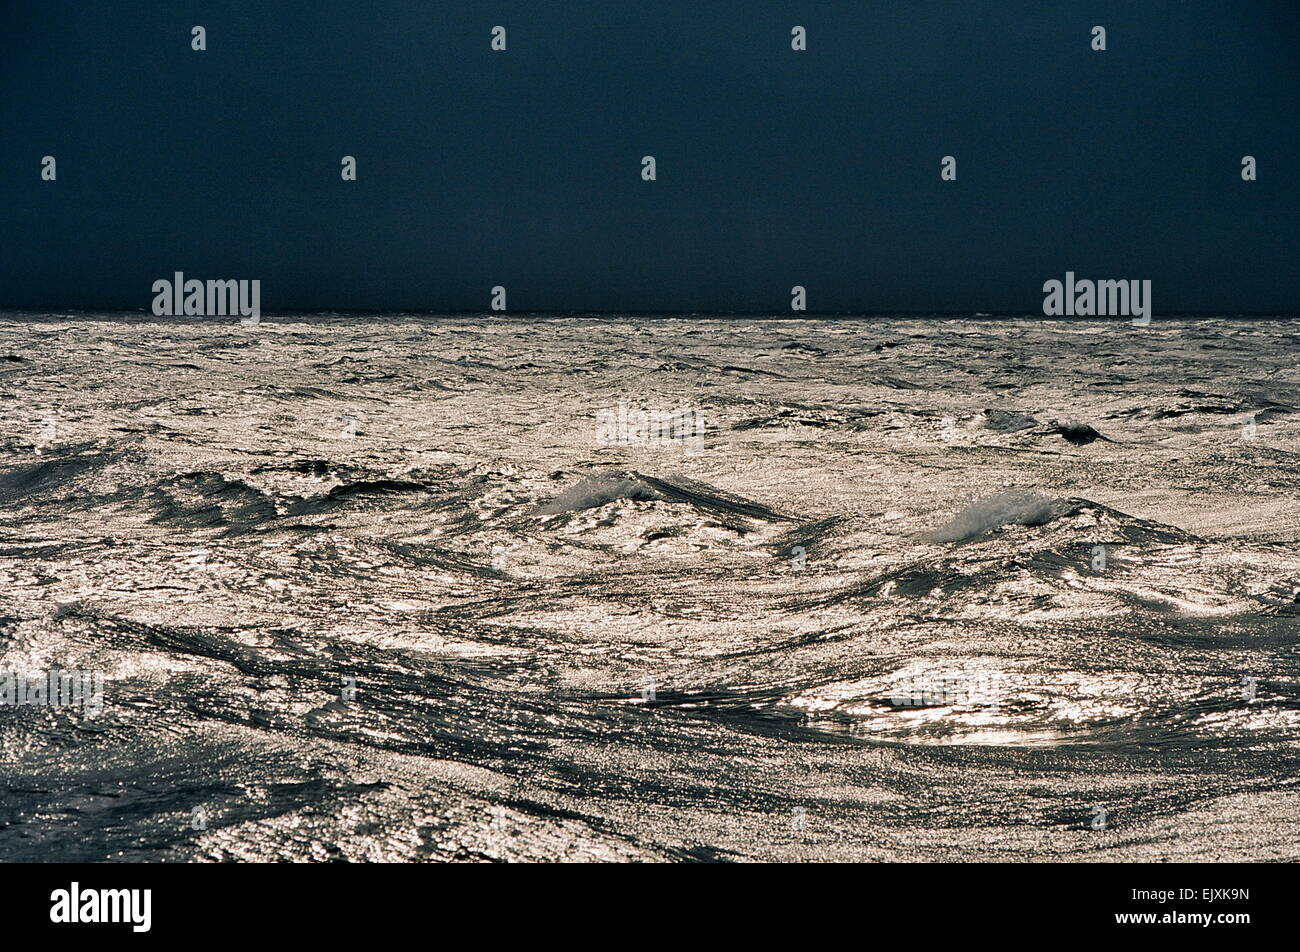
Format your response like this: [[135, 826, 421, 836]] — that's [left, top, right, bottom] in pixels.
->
[[0, 862, 1274, 939]]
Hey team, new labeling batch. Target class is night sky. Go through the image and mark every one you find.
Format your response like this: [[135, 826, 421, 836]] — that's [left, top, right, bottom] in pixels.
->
[[1, 1, 1297, 314]]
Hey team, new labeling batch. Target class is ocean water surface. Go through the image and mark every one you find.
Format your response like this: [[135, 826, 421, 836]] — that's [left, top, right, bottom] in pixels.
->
[[0, 313, 1297, 861]]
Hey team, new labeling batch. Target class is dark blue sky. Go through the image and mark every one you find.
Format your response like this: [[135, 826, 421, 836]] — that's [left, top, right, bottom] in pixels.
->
[[1, 1, 1297, 313]]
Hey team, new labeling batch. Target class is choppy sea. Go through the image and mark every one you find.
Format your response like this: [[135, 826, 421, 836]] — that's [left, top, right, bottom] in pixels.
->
[[1, 313, 1297, 861]]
